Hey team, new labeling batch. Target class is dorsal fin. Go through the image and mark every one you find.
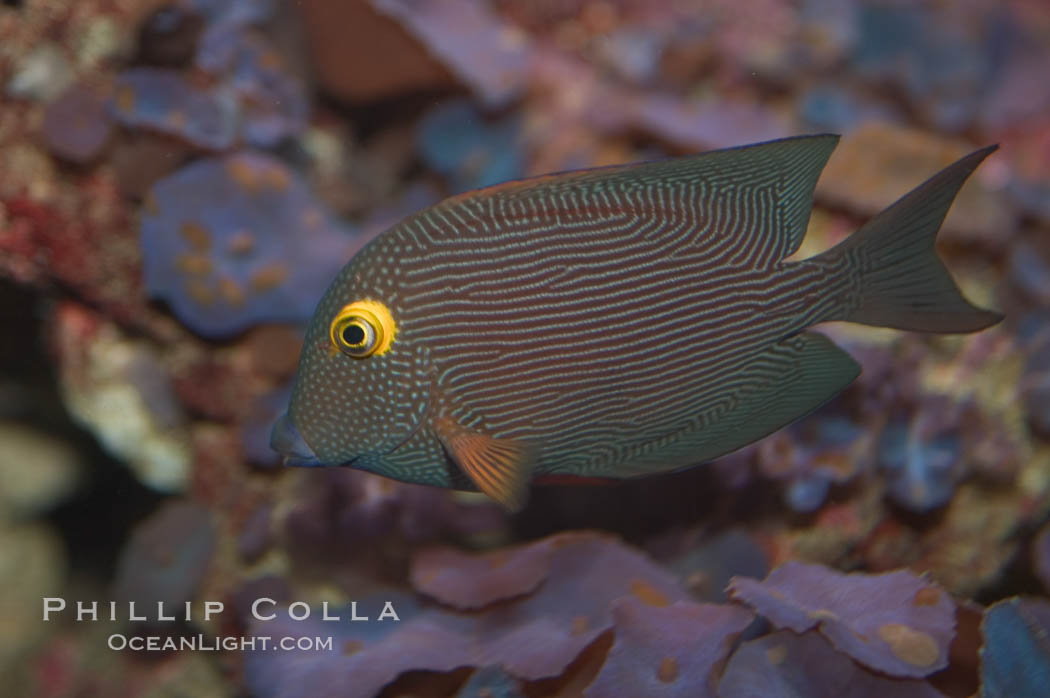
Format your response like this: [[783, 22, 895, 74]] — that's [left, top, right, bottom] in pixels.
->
[[442, 134, 839, 263]]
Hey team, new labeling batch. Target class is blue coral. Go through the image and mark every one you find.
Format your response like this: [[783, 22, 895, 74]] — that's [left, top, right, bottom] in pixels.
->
[[796, 84, 899, 132], [852, 2, 996, 131], [140, 151, 360, 338], [980, 598, 1050, 698], [785, 474, 834, 514], [417, 100, 525, 193], [878, 418, 962, 512]]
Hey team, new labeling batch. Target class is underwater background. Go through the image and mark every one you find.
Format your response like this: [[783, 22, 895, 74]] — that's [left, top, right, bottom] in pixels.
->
[[1, 0, 1049, 695]]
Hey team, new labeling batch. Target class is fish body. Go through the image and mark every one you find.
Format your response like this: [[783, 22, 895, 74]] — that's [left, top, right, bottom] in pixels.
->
[[272, 135, 1001, 510]]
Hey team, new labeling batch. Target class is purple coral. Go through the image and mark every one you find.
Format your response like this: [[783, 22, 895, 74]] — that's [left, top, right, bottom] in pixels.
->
[[140, 151, 361, 337], [111, 68, 239, 150], [411, 541, 553, 609], [660, 528, 769, 603], [583, 597, 753, 698], [42, 83, 114, 164], [111, 498, 215, 610], [117, 0, 306, 150], [757, 412, 868, 513], [719, 630, 948, 698], [410, 532, 691, 680], [245, 532, 710, 697], [729, 561, 956, 678], [244, 592, 436, 698], [196, 25, 309, 146]]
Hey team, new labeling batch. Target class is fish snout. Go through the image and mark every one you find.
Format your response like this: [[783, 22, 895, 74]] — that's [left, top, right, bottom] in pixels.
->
[[271, 413, 323, 467]]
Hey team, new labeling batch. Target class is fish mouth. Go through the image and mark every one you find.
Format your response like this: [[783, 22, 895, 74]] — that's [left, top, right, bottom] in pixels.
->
[[270, 413, 324, 467], [271, 389, 430, 466]]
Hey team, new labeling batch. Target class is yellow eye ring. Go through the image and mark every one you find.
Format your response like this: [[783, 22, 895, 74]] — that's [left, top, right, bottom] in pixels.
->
[[330, 300, 396, 358]]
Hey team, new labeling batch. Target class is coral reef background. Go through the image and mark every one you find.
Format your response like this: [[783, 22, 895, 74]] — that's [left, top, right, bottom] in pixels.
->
[[1, 0, 1049, 695]]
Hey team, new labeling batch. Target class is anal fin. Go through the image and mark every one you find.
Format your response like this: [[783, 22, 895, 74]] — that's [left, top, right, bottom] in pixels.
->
[[434, 417, 536, 512], [606, 332, 861, 476], [692, 331, 861, 462]]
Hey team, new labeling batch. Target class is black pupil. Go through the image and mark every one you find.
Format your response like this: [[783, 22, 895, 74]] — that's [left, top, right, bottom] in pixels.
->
[[341, 324, 367, 346]]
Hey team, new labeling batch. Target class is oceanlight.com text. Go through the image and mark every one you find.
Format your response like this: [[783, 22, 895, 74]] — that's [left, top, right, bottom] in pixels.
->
[[107, 634, 335, 652]]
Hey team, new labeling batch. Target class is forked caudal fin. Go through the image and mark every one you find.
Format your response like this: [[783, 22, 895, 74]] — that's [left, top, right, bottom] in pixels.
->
[[821, 145, 1003, 333]]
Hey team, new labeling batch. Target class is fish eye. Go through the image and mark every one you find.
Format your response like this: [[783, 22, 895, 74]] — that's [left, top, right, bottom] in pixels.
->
[[341, 323, 367, 346], [329, 300, 396, 358]]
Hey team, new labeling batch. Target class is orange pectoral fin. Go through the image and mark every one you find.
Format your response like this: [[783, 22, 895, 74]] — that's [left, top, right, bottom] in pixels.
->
[[433, 417, 536, 512]]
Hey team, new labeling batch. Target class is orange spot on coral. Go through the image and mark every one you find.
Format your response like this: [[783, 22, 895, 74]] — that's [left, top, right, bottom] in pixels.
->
[[250, 264, 288, 292], [175, 253, 212, 276], [263, 164, 290, 192], [115, 85, 135, 113], [657, 657, 678, 683], [153, 543, 175, 567], [167, 109, 187, 129], [913, 587, 942, 607], [684, 570, 711, 597], [179, 221, 212, 251], [630, 579, 670, 607], [766, 643, 788, 665], [185, 279, 214, 306], [301, 208, 323, 229], [809, 609, 839, 622], [876, 623, 939, 667], [218, 277, 245, 307], [260, 50, 283, 70], [227, 230, 256, 256], [486, 551, 510, 569], [226, 158, 263, 193], [571, 615, 589, 636]]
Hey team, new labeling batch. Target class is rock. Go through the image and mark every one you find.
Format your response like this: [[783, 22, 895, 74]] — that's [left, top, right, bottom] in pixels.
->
[[0, 524, 65, 678], [0, 422, 80, 520], [5, 43, 73, 102]]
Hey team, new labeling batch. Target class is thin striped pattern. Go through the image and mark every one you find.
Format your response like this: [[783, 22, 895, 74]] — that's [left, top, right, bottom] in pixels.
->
[[289, 135, 858, 487]]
